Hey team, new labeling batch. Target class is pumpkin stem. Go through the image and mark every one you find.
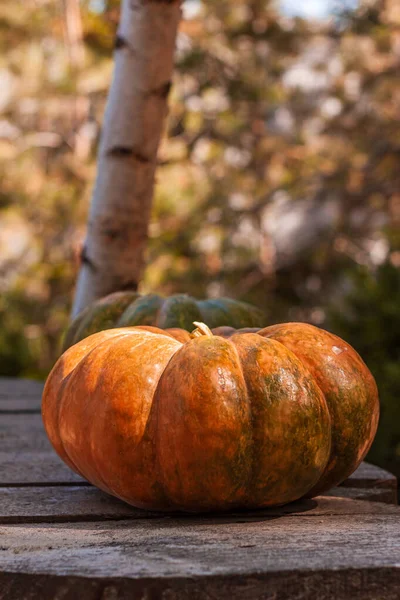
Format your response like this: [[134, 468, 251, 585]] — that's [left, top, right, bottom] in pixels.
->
[[191, 322, 214, 338]]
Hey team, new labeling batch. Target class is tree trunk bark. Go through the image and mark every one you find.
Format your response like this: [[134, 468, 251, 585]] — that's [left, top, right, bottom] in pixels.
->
[[72, 0, 182, 317]]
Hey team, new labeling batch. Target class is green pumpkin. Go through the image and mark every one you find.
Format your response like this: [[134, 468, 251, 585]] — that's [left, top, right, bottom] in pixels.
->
[[63, 292, 266, 351]]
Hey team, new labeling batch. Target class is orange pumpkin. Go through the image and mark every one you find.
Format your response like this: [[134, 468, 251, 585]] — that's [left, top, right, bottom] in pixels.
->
[[42, 322, 379, 512]]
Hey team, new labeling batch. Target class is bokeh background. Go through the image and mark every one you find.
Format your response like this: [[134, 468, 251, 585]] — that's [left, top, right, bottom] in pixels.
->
[[0, 0, 399, 477]]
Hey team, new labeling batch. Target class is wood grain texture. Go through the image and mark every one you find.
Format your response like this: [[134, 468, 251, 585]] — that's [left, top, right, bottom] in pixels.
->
[[0, 378, 43, 412], [0, 453, 86, 486], [0, 506, 399, 580], [0, 487, 398, 524], [0, 413, 85, 485], [341, 461, 397, 490], [0, 486, 144, 523], [327, 486, 397, 505], [1, 569, 399, 600], [1, 413, 55, 452]]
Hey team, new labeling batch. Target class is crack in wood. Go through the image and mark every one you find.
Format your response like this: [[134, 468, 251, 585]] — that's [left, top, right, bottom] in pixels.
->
[[0, 409, 41, 415], [0, 515, 143, 525], [0, 482, 91, 488]]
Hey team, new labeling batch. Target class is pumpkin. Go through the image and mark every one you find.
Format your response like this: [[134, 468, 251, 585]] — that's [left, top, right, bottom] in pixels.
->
[[43, 321, 379, 512], [63, 291, 266, 351], [213, 323, 380, 497]]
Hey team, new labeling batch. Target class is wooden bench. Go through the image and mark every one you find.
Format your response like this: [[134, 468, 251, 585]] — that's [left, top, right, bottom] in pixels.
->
[[0, 377, 399, 599]]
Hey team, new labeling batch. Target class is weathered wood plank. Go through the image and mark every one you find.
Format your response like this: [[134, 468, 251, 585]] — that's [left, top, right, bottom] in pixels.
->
[[0, 378, 44, 398], [0, 504, 399, 587], [0, 486, 139, 523], [0, 487, 398, 525], [0, 378, 43, 412], [1, 413, 50, 452], [0, 413, 85, 485], [0, 453, 86, 486], [1, 568, 399, 600], [327, 486, 397, 505], [341, 462, 397, 490]]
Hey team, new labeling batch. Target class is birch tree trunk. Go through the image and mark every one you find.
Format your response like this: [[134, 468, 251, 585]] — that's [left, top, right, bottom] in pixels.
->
[[72, 0, 182, 317]]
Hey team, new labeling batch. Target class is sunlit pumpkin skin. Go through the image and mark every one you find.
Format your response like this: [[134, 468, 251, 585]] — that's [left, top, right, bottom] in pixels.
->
[[43, 325, 332, 512], [63, 292, 266, 351], [213, 322, 380, 496]]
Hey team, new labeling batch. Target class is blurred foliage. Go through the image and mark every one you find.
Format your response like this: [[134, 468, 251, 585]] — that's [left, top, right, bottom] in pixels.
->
[[327, 261, 400, 478], [0, 1, 399, 471]]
